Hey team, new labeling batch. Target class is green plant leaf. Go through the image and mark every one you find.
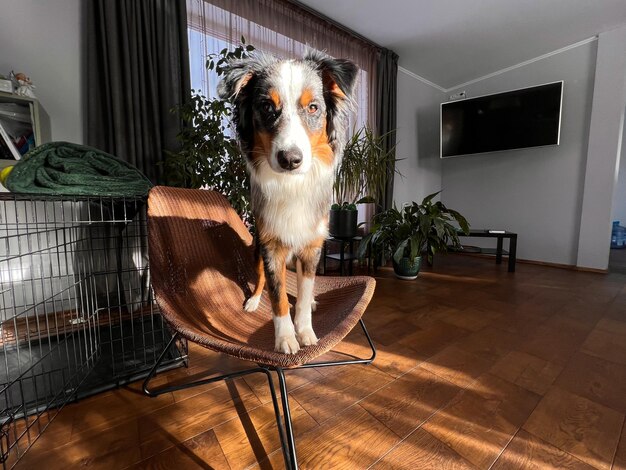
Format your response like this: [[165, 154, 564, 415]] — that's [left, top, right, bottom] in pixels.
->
[[393, 239, 410, 265]]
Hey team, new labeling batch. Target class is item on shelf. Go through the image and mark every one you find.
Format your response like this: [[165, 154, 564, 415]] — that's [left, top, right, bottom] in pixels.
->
[[0, 102, 35, 158], [0, 165, 14, 185], [13, 72, 36, 98], [0, 120, 21, 160], [0, 77, 12, 93]]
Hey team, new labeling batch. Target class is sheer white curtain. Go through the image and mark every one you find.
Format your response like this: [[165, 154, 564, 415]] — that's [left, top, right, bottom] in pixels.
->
[[186, 0, 379, 132]]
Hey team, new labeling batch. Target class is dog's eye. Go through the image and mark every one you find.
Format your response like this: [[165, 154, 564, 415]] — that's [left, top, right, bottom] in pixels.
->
[[262, 101, 275, 114], [307, 103, 319, 114]]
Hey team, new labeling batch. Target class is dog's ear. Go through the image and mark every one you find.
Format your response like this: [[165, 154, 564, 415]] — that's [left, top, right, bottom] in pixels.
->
[[217, 61, 255, 101], [218, 58, 260, 155], [305, 50, 358, 150]]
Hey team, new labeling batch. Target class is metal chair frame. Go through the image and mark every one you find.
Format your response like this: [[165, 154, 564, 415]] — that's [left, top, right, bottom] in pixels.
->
[[142, 318, 376, 470]]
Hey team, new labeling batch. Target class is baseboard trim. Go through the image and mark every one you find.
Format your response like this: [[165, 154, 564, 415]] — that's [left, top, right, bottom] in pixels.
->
[[456, 251, 608, 273], [517, 258, 607, 273]]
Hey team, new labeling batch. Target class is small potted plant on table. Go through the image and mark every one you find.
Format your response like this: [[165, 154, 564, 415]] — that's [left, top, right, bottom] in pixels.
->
[[358, 191, 470, 279], [330, 127, 399, 238]]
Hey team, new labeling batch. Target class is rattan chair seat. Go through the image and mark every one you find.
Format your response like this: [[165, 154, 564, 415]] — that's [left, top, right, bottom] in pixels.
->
[[147, 186, 375, 369]]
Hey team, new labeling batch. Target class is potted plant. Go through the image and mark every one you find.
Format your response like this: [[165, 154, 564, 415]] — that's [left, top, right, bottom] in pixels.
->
[[331, 127, 399, 237], [329, 202, 358, 238], [164, 39, 255, 225], [358, 191, 470, 279]]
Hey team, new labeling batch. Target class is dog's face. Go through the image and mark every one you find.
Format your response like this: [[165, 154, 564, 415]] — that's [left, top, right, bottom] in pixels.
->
[[219, 51, 358, 175]]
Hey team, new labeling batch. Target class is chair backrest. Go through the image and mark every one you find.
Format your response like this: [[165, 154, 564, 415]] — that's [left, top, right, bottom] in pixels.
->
[[147, 186, 256, 333]]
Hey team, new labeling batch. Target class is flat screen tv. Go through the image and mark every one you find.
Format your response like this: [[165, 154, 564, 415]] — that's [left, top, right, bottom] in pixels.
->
[[440, 81, 563, 158]]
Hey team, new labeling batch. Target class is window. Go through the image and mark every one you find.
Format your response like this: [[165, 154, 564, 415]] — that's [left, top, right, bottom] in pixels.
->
[[187, 0, 377, 132]]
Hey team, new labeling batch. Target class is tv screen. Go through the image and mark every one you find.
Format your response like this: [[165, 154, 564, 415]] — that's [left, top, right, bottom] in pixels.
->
[[440, 81, 563, 158]]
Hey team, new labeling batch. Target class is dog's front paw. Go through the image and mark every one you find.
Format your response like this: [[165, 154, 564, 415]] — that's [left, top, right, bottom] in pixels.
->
[[296, 327, 318, 347], [244, 295, 261, 312], [310, 299, 317, 312], [275, 333, 300, 354]]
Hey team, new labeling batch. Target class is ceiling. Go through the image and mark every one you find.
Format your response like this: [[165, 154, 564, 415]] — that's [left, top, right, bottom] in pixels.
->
[[298, 0, 626, 90]]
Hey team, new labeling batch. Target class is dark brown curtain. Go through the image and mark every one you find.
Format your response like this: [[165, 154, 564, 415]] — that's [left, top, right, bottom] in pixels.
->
[[86, 0, 191, 184], [377, 48, 399, 211]]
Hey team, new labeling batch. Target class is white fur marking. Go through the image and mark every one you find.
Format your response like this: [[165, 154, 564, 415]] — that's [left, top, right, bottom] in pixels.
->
[[269, 62, 312, 174], [244, 294, 261, 312], [251, 159, 332, 251], [274, 314, 299, 354], [295, 276, 318, 347]]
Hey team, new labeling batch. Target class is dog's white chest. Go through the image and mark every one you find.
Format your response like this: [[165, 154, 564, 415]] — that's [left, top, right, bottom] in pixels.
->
[[252, 164, 332, 250]]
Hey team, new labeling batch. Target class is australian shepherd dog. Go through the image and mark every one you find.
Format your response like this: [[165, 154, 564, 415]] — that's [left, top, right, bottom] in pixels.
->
[[218, 50, 357, 354]]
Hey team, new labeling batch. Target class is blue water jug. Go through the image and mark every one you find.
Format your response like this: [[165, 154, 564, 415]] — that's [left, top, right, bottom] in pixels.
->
[[612, 221, 626, 249]]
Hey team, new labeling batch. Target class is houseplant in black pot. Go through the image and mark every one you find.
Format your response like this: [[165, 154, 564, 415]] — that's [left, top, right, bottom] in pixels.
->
[[358, 191, 470, 279], [329, 202, 358, 238], [331, 126, 398, 238]]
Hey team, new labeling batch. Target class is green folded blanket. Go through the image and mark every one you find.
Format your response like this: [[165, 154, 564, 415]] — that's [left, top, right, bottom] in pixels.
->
[[5, 141, 153, 197]]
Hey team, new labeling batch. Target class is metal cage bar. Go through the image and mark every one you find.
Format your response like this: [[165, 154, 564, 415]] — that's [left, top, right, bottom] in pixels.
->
[[0, 194, 186, 468]]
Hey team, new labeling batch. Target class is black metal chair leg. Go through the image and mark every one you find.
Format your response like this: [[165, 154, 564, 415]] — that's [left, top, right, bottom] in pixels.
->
[[295, 319, 376, 370], [275, 367, 298, 470], [142, 333, 179, 396], [261, 367, 293, 469], [142, 320, 376, 469]]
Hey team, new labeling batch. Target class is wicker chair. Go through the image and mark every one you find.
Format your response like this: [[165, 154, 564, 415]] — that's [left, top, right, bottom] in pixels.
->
[[143, 186, 376, 469]]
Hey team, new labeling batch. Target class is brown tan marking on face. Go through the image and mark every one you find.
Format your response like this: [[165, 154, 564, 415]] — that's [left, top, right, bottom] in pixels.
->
[[269, 89, 282, 109], [306, 116, 334, 166], [299, 88, 314, 109], [252, 131, 272, 164]]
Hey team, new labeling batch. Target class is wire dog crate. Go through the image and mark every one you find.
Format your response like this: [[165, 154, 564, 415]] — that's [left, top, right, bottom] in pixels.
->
[[0, 193, 187, 468]]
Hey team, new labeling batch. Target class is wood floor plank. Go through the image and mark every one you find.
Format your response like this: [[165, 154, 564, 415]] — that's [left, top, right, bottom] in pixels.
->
[[582, 329, 626, 366], [491, 429, 596, 470], [554, 352, 626, 414], [422, 373, 541, 469], [523, 387, 624, 470], [213, 399, 317, 470], [418, 344, 496, 389], [129, 429, 230, 470], [285, 404, 400, 470], [336, 327, 425, 378], [614, 420, 626, 470], [18, 378, 260, 469], [289, 364, 392, 424], [440, 305, 502, 332], [397, 320, 471, 359], [455, 325, 521, 361], [359, 366, 459, 438], [520, 315, 591, 366], [490, 350, 563, 395], [371, 428, 477, 470]]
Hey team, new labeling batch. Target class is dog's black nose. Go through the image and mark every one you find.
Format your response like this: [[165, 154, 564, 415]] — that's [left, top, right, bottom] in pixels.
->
[[277, 148, 303, 170]]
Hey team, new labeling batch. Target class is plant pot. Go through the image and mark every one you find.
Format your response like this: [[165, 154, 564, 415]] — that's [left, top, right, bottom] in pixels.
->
[[392, 256, 422, 280], [329, 209, 358, 238], [357, 202, 376, 234]]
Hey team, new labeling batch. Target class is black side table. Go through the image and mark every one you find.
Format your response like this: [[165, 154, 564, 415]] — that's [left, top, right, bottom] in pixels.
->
[[322, 236, 361, 275], [458, 230, 518, 272]]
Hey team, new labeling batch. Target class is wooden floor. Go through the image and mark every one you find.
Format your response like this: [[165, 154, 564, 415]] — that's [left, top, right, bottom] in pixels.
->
[[16, 254, 626, 470]]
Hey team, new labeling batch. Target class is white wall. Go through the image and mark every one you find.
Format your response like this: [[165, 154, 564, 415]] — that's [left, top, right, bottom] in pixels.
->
[[439, 41, 597, 266], [393, 70, 444, 206], [578, 26, 626, 269], [0, 0, 83, 144], [612, 116, 626, 226]]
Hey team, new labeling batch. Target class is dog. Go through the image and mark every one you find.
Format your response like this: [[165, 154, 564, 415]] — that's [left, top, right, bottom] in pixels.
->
[[218, 50, 357, 354]]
